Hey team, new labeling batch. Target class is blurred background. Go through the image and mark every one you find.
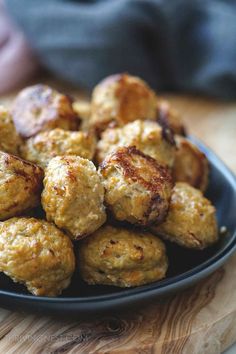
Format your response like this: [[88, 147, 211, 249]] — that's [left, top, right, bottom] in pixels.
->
[[1, 0, 236, 99], [0, 0, 235, 172]]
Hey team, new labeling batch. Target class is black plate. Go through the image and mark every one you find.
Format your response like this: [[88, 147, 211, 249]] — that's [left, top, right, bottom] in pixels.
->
[[0, 137, 235, 315]]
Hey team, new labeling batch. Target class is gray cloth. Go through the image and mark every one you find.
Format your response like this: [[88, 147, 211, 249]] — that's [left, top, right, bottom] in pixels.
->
[[6, 0, 236, 98]]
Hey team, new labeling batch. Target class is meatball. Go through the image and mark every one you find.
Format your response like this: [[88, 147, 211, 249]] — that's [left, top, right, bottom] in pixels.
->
[[90, 74, 157, 134], [173, 136, 209, 192], [99, 146, 173, 226], [151, 182, 218, 249], [12, 84, 79, 138], [21, 128, 96, 168], [0, 217, 75, 296], [157, 99, 186, 136], [96, 119, 176, 167], [0, 152, 43, 220], [42, 155, 106, 239], [79, 225, 168, 287], [0, 106, 22, 155], [72, 100, 91, 131]]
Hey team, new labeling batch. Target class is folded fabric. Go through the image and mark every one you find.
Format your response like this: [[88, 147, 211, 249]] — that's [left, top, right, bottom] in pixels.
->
[[6, 0, 236, 98]]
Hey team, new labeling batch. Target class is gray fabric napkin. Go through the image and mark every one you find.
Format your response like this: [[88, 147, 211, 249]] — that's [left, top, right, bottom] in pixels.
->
[[6, 0, 236, 98]]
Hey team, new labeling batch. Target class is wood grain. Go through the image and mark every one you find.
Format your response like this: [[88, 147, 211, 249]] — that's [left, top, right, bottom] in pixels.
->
[[0, 257, 235, 354], [0, 79, 235, 354]]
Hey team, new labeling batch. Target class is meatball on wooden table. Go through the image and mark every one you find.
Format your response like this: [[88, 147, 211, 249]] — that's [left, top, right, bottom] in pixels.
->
[[0, 81, 235, 354]]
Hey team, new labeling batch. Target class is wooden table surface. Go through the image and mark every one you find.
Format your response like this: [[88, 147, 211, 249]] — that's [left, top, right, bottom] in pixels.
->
[[0, 80, 236, 354]]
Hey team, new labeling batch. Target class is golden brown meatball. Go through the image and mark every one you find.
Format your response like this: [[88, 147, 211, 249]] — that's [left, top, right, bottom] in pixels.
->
[[72, 100, 91, 131], [0, 217, 75, 296], [90, 74, 157, 134], [42, 155, 106, 239], [99, 146, 173, 226], [96, 119, 176, 167], [173, 136, 209, 192], [12, 84, 79, 138], [151, 182, 218, 249], [20, 128, 96, 168], [79, 225, 168, 287], [0, 152, 43, 220], [157, 99, 186, 136], [0, 106, 22, 155]]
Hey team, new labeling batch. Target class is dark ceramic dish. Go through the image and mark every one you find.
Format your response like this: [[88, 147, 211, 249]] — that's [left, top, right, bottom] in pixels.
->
[[0, 137, 235, 315]]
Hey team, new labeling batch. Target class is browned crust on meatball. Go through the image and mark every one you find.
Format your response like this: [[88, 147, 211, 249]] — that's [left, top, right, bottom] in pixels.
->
[[3, 153, 43, 187], [101, 146, 172, 193], [0, 152, 44, 219], [173, 137, 209, 192], [100, 146, 173, 225], [157, 99, 186, 136], [12, 84, 79, 138], [91, 74, 157, 135], [161, 122, 176, 146], [114, 74, 154, 118]]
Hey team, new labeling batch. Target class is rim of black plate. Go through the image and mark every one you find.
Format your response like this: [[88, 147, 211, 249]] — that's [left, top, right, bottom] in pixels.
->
[[0, 237, 235, 304], [0, 136, 235, 303]]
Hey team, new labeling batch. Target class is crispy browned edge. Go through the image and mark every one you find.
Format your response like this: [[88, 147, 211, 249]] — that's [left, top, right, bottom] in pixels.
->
[[0, 152, 44, 216], [100, 146, 173, 225], [2, 152, 44, 180], [92, 73, 156, 136], [12, 84, 79, 138], [174, 138, 209, 191], [157, 101, 186, 137]]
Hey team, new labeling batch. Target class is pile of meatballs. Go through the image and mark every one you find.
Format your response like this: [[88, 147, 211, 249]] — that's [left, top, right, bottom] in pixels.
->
[[0, 74, 218, 297]]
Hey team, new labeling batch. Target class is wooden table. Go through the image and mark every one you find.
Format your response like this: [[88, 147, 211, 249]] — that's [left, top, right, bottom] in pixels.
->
[[0, 82, 236, 354]]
